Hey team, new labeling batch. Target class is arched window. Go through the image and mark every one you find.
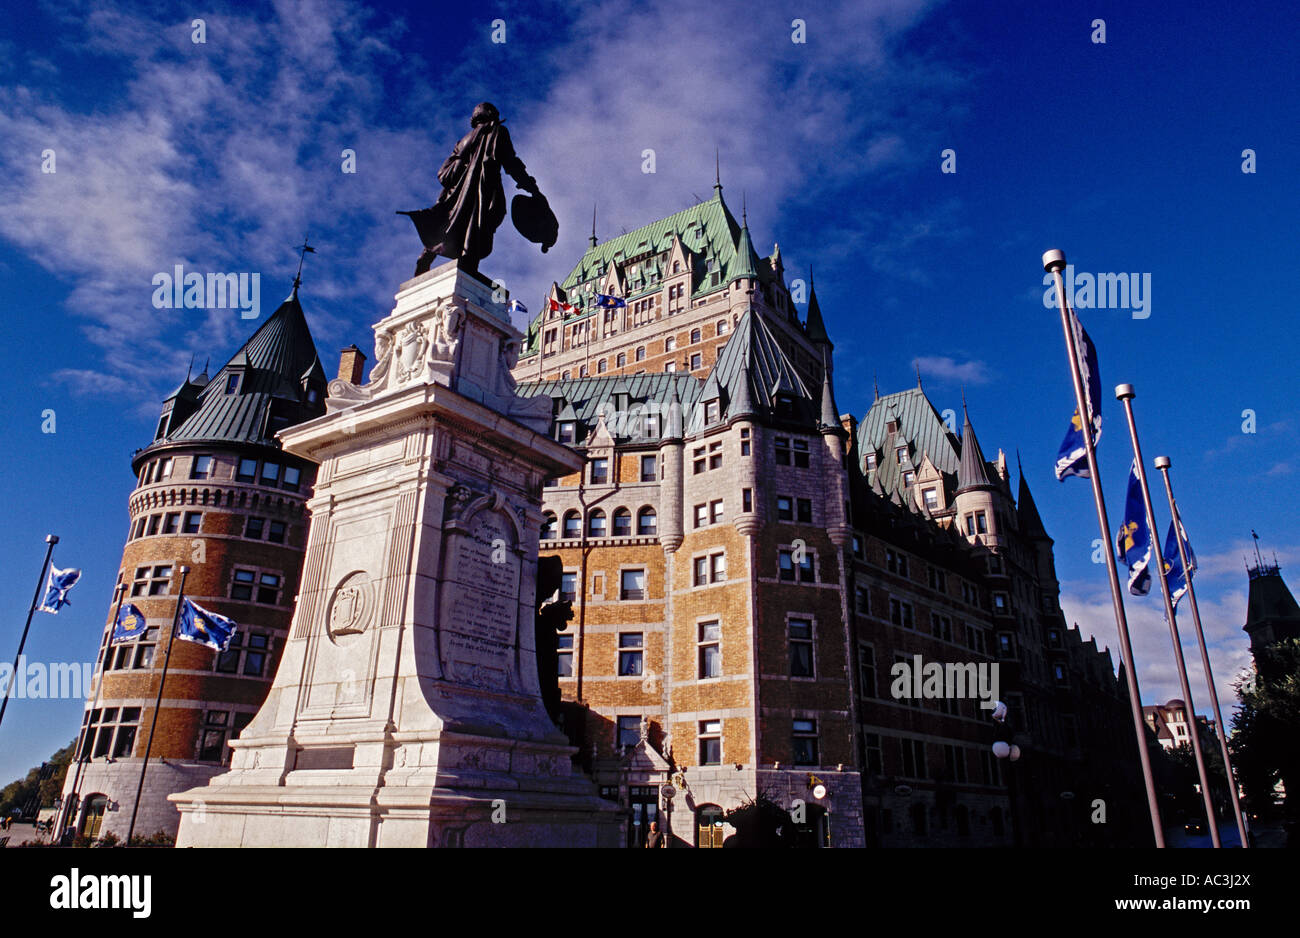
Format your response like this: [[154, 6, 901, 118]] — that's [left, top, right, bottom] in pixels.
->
[[690, 328, 701, 343], [696, 804, 726, 848], [612, 507, 632, 537], [80, 794, 108, 838], [541, 512, 557, 540], [617, 352, 627, 367], [637, 506, 657, 536], [588, 509, 607, 538], [673, 261, 681, 274], [562, 510, 581, 539], [635, 346, 646, 362], [717, 319, 729, 335]]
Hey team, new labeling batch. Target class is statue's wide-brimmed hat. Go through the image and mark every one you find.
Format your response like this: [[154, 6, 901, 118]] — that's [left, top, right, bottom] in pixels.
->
[[511, 192, 559, 253]]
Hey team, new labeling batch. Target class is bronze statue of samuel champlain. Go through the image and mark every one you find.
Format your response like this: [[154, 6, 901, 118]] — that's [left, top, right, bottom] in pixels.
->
[[400, 102, 558, 277]]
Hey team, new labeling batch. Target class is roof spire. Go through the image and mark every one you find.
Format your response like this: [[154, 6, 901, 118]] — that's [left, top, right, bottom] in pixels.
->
[[186, 353, 195, 383], [714, 149, 722, 196], [804, 267, 830, 346], [590, 203, 598, 249], [742, 190, 747, 227], [956, 401, 996, 493], [873, 372, 880, 401], [915, 360, 923, 388], [293, 235, 315, 296]]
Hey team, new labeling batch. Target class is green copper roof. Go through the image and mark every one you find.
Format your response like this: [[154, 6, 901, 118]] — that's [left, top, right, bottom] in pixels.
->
[[956, 406, 997, 492], [859, 387, 960, 474], [728, 222, 758, 282], [690, 309, 813, 435], [144, 290, 326, 453], [804, 279, 830, 346], [516, 372, 701, 445]]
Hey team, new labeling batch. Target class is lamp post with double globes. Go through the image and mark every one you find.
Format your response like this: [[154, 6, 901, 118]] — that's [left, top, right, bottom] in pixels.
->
[[991, 700, 1024, 847]]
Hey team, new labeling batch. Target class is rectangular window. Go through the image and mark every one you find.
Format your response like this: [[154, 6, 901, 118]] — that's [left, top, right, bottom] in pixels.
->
[[243, 633, 269, 677], [793, 439, 809, 468], [900, 738, 926, 778], [694, 503, 707, 528], [282, 466, 302, 491], [618, 633, 644, 676], [709, 499, 724, 524], [620, 569, 646, 601], [742, 488, 753, 512], [923, 488, 939, 510], [256, 573, 280, 604], [777, 496, 793, 521], [740, 427, 751, 457], [863, 732, 883, 775], [237, 458, 258, 483], [557, 422, 575, 444], [789, 619, 814, 677], [708, 441, 722, 470], [559, 571, 577, 602], [557, 634, 574, 677], [693, 446, 706, 475], [182, 511, 202, 534], [145, 565, 172, 596], [792, 719, 818, 765], [859, 643, 877, 698], [162, 512, 180, 534], [146, 515, 161, 537], [774, 437, 791, 465], [693, 556, 708, 587], [617, 715, 641, 751], [215, 633, 242, 674], [698, 621, 721, 678], [590, 458, 609, 484], [709, 553, 726, 583], [703, 395, 716, 418], [267, 520, 286, 544], [640, 455, 657, 481], [889, 598, 915, 629], [796, 498, 812, 523], [699, 719, 722, 765], [856, 586, 870, 615], [158, 457, 174, 480], [933, 614, 953, 643], [190, 455, 214, 480], [245, 517, 266, 539]]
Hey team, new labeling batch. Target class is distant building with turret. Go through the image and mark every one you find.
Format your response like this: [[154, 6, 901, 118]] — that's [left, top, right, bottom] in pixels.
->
[[1243, 557, 1300, 681], [511, 187, 1146, 847], [58, 285, 326, 840]]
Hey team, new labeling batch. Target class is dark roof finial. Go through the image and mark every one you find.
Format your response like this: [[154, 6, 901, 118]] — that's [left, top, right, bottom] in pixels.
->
[[590, 203, 598, 249], [915, 360, 922, 388], [293, 235, 315, 296], [873, 371, 880, 401], [714, 149, 722, 195], [186, 353, 195, 383]]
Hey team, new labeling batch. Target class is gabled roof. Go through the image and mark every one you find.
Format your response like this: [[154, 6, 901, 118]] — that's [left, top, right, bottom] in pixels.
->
[[858, 387, 961, 498], [688, 309, 813, 434], [149, 290, 325, 451], [1246, 566, 1300, 630], [516, 372, 700, 446]]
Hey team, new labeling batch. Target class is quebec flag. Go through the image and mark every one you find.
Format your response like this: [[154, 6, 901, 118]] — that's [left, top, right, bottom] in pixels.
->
[[1163, 518, 1197, 612], [507, 299, 528, 316], [595, 293, 626, 309], [1115, 461, 1152, 596], [37, 566, 81, 614], [111, 602, 147, 644], [1054, 308, 1103, 481], [177, 598, 238, 652]]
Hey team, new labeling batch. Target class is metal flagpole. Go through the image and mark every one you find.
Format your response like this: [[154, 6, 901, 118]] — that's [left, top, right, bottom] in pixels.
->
[[127, 565, 189, 845], [60, 581, 126, 836], [1154, 455, 1250, 847], [1043, 250, 1165, 847], [1116, 387, 1221, 848], [0, 534, 59, 734]]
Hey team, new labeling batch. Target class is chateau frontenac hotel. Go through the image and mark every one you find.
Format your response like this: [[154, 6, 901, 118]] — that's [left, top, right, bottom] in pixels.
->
[[61, 185, 1149, 847]]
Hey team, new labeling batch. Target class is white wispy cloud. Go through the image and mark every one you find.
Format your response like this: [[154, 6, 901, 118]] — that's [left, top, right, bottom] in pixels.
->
[[2, 0, 957, 405], [911, 354, 992, 386]]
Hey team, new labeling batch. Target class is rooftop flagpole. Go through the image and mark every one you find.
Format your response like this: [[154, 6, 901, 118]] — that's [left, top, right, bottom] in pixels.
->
[[1043, 250, 1165, 847], [1116, 386, 1221, 848], [1154, 455, 1249, 847]]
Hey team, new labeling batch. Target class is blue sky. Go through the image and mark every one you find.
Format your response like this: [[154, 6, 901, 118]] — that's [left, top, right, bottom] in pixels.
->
[[0, 0, 1295, 783]]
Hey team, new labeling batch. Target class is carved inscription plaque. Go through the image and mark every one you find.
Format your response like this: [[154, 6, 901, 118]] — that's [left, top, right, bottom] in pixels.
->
[[439, 509, 519, 689]]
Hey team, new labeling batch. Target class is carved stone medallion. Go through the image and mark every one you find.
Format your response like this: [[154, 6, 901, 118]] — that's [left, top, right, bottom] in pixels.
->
[[327, 570, 373, 640]]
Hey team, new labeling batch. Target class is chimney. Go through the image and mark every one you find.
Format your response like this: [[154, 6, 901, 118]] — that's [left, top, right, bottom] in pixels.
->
[[338, 345, 367, 385]]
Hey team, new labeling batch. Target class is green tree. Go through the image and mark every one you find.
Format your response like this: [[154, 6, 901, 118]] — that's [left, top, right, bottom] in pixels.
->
[[0, 739, 76, 818], [1231, 639, 1300, 822]]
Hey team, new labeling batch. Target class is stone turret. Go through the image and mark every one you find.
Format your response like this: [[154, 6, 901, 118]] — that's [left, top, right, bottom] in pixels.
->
[[658, 378, 685, 553]]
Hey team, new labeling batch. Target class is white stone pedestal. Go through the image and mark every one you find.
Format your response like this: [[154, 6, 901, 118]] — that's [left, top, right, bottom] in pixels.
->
[[171, 261, 619, 847]]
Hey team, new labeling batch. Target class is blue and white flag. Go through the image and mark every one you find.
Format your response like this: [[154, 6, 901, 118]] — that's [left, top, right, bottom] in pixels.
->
[[1163, 518, 1197, 612], [1054, 308, 1103, 481], [111, 602, 147, 644], [595, 293, 626, 309], [37, 565, 81, 614], [507, 299, 528, 316], [177, 598, 238, 652], [1116, 460, 1152, 595]]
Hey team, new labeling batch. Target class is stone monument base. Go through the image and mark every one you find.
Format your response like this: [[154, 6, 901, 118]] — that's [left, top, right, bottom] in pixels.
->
[[170, 260, 619, 847]]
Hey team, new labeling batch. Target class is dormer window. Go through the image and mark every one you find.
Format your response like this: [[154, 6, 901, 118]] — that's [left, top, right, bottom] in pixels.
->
[[225, 373, 240, 395], [895, 445, 908, 464], [887, 419, 899, 433], [865, 452, 877, 470], [557, 421, 576, 444], [704, 399, 720, 424]]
